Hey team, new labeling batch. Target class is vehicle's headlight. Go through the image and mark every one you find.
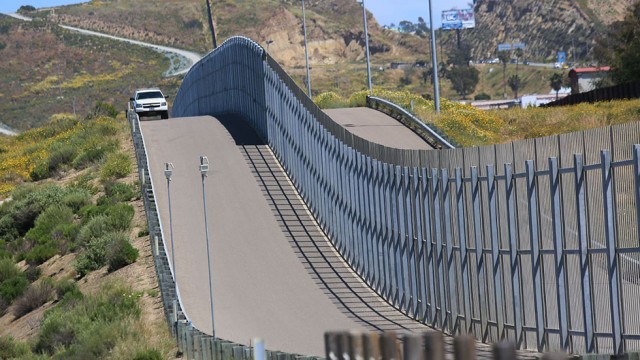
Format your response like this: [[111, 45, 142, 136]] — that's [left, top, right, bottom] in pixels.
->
[[136, 103, 143, 108], [161, 102, 167, 106]]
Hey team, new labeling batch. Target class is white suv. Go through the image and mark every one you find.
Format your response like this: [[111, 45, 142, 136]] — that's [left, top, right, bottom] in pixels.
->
[[130, 88, 169, 119]]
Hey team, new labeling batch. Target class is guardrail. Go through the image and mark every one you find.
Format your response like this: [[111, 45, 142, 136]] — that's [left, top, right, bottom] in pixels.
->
[[366, 96, 456, 149], [171, 36, 640, 356], [128, 109, 320, 360]]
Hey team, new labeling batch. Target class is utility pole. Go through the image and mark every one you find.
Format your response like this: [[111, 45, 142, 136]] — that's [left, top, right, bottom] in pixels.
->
[[199, 156, 216, 338], [302, 0, 312, 97], [428, 0, 440, 112], [360, 0, 372, 94], [205, 0, 217, 49]]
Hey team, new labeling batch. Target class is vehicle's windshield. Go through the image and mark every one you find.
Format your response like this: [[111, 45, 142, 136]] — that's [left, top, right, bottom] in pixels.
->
[[136, 91, 164, 100]]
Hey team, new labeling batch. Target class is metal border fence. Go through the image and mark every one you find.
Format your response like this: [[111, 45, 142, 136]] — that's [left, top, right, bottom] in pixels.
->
[[171, 37, 640, 355]]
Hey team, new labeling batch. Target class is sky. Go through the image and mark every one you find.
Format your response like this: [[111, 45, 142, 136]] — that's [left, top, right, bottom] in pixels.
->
[[0, 0, 473, 28]]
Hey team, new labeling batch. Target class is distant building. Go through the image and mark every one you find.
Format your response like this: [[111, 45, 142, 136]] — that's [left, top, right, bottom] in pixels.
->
[[568, 66, 611, 94]]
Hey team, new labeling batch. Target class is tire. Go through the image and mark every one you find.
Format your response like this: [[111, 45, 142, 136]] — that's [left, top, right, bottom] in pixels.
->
[[161, 111, 169, 120]]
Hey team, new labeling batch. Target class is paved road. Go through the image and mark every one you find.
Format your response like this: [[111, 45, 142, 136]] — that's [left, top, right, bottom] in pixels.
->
[[325, 107, 433, 150]]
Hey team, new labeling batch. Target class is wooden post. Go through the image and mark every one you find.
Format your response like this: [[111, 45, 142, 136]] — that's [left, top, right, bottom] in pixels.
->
[[453, 335, 476, 360], [492, 340, 516, 360], [363, 332, 381, 360], [403, 334, 424, 360], [381, 332, 399, 360], [423, 332, 444, 360]]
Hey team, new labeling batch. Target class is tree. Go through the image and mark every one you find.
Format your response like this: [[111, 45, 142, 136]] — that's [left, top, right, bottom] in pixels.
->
[[447, 65, 479, 99], [17, 5, 36, 13], [416, 17, 429, 37], [398, 21, 416, 34], [497, 50, 511, 98], [508, 75, 524, 98], [447, 43, 473, 67], [595, 1, 640, 83], [550, 73, 563, 100]]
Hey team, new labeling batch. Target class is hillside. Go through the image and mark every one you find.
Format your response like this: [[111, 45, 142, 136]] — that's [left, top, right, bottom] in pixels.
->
[[0, 15, 178, 131]]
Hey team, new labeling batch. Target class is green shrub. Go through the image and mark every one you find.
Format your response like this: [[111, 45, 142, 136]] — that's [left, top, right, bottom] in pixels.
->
[[55, 279, 83, 302], [76, 215, 110, 246], [72, 146, 112, 169], [0, 336, 30, 359], [47, 142, 77, 172], [314, 92, 349, 109], [101, 152, 132, 180], [105, 203, 134, 231], [24, 243, 58, 265], [474, 92, 491, 100], [103, 181, 137, 203], [1, 184, 68, 239], [74, 235, 112, 277], [0, 268, 29, 303], [107, 234, 138, 272], [30, 161, 50, 181], [35, 282, 140, 355], [25, 205, 74, 245], [61, 189, 92, 212], [24, 266, 41, 282], [86, 102, 119, 120], [12, 281, 54, 318], [133, 348, 163, 360]]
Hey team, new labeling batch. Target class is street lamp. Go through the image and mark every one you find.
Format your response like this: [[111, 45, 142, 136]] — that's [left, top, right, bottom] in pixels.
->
[[164, 162, 176, 284], [265, 40, 274, 52], [199, 155, 216, 338], [359, 0, 373, 94], [301, 0, 312, 97], [428, 0, 441, 112]]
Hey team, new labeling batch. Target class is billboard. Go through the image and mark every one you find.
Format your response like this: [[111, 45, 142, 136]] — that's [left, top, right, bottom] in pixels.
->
[[442, 9, 476, 30], [557, 51, 566, 64], [498, 43, 512, 51]]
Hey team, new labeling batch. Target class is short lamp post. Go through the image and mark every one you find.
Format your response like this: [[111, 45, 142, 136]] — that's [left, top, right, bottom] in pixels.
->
[[164, 162, 176, 285], [199, 156, 216, 338]]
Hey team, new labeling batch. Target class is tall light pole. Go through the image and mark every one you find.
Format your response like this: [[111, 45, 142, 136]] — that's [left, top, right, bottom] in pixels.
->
[[360, 0, 372, 94], [205, 0, 217, 49], [199, 156, 215, 338], [428, 0, 441, 112], [164, 163, 176, 284], [301, 0, 312, 97]]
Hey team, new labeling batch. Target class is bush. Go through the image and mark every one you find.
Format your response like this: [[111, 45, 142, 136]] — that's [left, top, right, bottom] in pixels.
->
[[314, 92, 349, 109], [0, 336, 30, 359], [74, 235, 111, 277], [102, 181, 137, 203], [0, 275, 29, 303], [1, 184, 68, 239], [25, 205, 74, 245], [107, 235, 138, 272], [105, 203, 134, 231], [474, 92, 491, 100], [30, 161, 50, 181], [55, 279, 83, 302], [76, 215, 110, 246], [61, 188, 92, 212], [100, 152, 132, 180], [24, 266, 41, 282], [86, 102, 119, 120], [47, 142, 77, 173], [12, 281, 54, 318], [24, 243, 58, 265], [133, 348, 163, 360], [35, 282, 140, 355]]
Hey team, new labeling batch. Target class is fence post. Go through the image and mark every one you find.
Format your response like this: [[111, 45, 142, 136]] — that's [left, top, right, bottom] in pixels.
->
[[363, 332, 381, 360], [504, 164, 522, 346], [487, 164, 505, 339], [403, 334, 424, 360], [574, 154, 595, 352], [455, 168, 472, 333], [441, 168, 458, 333], [634, 145, 640, 246], [549, 157, 569, 350], [492, 340, 516, 360], [526, 160, 545, 352], [423, 332, 444, 360], [471, 166, 488, 338], [453, 335, 476, 360], [601, 150, 623, 354], [381, 332, 400, 360], [431, 168, 446, 329]]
